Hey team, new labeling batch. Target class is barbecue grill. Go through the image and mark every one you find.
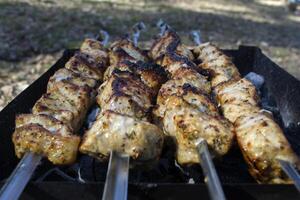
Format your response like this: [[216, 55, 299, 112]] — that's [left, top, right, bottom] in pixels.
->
[[1, 46, 300, 200]]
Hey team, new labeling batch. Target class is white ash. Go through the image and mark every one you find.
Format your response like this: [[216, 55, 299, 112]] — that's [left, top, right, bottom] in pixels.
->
[[188, 178, 195, 184]]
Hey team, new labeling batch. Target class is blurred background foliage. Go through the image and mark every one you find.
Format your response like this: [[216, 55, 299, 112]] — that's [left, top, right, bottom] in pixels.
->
[[0, 0, 299, 110]]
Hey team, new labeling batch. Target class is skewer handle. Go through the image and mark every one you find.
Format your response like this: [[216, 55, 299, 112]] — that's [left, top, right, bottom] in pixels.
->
[[102, 151, 130, 200], [0, 153, 42, 200], [196, 139, 226, 200], [278, 159, 300, 192]]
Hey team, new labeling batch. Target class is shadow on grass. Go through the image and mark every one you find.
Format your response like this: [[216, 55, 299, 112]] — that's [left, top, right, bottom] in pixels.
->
[[0, 1, 299, 61]]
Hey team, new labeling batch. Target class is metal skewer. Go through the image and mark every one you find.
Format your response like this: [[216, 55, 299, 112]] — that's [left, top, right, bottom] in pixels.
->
[[245, 72, 300, 192], [0, 30, 110, 200], [195, 139, 226, 200], [102, 23, 146, 200], [190, 30, 226, 200], [132, 22, 146, 47], [278, 159, 300, 192], [102, 151, 130, 200], [0, 153, 42, 200]]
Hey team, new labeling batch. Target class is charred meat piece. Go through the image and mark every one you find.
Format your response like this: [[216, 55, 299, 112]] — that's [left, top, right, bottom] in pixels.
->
[[103, 60, 167, 94], [162, 96, 234, 164], [214, 78, 260, 123], [235, 111, 300, 183], [80, 38, 109, 67], [154, 79, 214, 120], [80, 110, 164, 161], [12, 114, 80, 164], [97, 70, 153, 117], [193, 43, 240, 87], [149, 30, 194, 62], [33, 80, 93, 132], [109, 39, 148, 66], [65, 53, 104, 81], [48, 68, 98, 91]]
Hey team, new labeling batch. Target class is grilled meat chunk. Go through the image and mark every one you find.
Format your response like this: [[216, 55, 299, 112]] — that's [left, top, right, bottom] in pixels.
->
[[65, 53, 104, 81], [48, 68, 98, 91], [193, 43, 240, 87], [97, 70, 153, 116], [80, 38, 109, 67], [12, 37, 108, 165], [162, 96, 234, 164], [154, 80, 214, 119], [149, 30, 194, 62], [80, 110, 164, 161], [235, 111, 300, 183], [12, 114, 80, 164], [214, 78, 260, 123], [33, 81, 93, 131], [109, 39, 148, 66], [103, 60, 167, 94]]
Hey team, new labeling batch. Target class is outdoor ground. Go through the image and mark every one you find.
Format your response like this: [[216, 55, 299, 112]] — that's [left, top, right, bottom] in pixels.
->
[[0, 0, 299, 110]]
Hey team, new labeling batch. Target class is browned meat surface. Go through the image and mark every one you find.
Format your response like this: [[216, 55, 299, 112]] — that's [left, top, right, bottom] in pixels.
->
[[97, 70, 153, 117], [196, 43, 300, 184], [80, 39, 164, 162], [150, 31, 234, 165], [12, 114, 80, 164], [109, 39, 148, 66], [12, 37, 109, 165], [162, 96, 234, 164], [149, 30, 193, 62], [193, 42, 240, 87], [235, 111, 300, 183], [214, 78, 260, 123], [80, 110, 164, 161]]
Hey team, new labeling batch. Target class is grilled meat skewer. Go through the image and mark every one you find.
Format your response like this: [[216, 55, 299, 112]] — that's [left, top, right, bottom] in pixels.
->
[[13, 38, 109, 165], [193, 43, 300, 183], [80, 38, 165, 162], [150, 30, 234, 165]]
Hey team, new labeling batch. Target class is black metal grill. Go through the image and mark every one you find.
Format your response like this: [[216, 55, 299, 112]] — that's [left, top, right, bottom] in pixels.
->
[[1, 46, 300, 199]]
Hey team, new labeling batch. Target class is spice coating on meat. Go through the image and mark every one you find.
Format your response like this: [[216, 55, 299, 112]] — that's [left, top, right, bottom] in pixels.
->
[[149, 30, 194, 62], [162, 96, 234, 164], [80, 111, 164, 161], [195, 42, 300, 184], [80, 39, 165, 161], [214, 78, 260, 123], [193, 42, 240, 87], [104, 60, 167, 94], [150, 30, 234, 165], [12, 37, 109, 164], [235, 112, 300, 183]]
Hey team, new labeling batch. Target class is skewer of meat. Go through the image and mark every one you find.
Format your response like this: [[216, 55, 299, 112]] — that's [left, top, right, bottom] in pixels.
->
[[150, 27, 232, 200], [0, 32, 110, 200], [192, 42, 300, 185], [79, 25, 166, 200]]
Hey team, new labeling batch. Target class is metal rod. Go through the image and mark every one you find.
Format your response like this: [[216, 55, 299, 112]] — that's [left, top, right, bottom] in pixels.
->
[[0, 153, 42, 200], [156, 19, 170, 36], [278, 159, 300, 192], [96, 30, 110, 47], [102, 151, 130, 200], [132, 22, 146, 47], [190, 30, 202, 46], [195, 139, 226, 200]]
